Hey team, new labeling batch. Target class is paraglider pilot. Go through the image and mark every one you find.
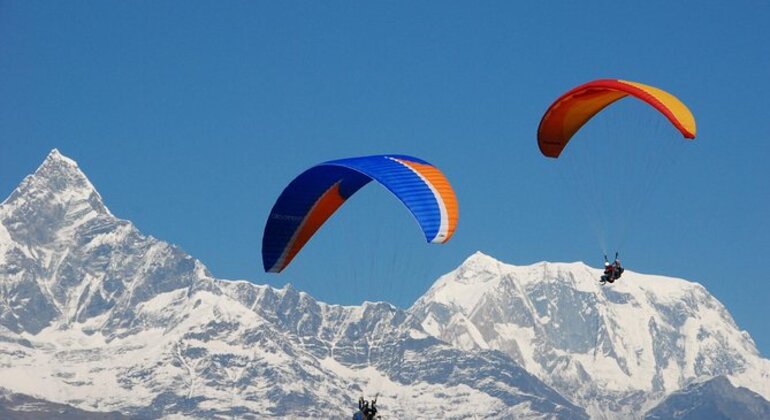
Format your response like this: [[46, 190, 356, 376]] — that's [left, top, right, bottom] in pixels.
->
[[613, 258, 624, 279], [354, 396, 378, 420], [600, 254, 624, 284], [601, 260, 615, 284]]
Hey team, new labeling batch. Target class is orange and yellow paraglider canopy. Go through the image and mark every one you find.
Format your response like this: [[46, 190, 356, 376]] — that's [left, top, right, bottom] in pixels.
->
[[537, 79, 696, 158]]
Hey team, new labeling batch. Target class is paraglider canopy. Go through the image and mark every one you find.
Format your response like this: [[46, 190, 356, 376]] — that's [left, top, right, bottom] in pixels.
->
[[262, 154, 459, 273], [537, 79, 697, 158]]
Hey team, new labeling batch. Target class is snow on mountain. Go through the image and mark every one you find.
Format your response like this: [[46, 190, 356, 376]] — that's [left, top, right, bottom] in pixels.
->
[[0, 150, 587, 418], [2, 150, 767, 419], [0, 387, 128, 419], [645, 375, 770, 420], [410, 251, 770, 418]]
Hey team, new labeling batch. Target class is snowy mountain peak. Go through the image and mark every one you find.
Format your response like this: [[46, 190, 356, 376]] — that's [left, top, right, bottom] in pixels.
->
[[0, 149, 112, 245], [453, 251, 504, 281], [0, 152, 590, 418], [43, 148, 78, 167], [1, 150, 767, 419], [424, 253, 594, 310], [465, 250, 497, 263], [411, 255, 770, 418], [31, 148, 102, 202], [455, 251, 592, 280]]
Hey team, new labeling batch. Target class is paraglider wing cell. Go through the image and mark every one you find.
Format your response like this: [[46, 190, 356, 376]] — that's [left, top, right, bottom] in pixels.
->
[[262, 155, 459, 273], [537, 79, 697, 158]]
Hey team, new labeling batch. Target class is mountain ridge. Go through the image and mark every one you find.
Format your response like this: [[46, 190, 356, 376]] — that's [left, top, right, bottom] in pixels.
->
[[0, 150, 767, 419], [0, 150, 586, 418], [645, 375, 770, 420], [410, 251, 770, 418]]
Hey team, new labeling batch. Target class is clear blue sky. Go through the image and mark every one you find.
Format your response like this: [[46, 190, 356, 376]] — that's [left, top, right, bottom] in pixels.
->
[[1, 2, 768, 355]]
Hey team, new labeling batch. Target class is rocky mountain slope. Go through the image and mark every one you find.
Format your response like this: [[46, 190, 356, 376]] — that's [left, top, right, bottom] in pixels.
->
[[409, 252, 770, 418], [0, 150, 767, 419], [0, 150, 584, 418], [0, 388, 127, 420], [645, 376, 770, 420]]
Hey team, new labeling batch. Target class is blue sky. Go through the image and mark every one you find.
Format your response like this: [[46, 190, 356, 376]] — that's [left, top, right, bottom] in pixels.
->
[[1, 2, 769, 355]]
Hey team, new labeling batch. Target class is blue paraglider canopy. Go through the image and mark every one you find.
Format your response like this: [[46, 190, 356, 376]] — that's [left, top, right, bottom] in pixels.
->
[[262, 154, 459, 273]]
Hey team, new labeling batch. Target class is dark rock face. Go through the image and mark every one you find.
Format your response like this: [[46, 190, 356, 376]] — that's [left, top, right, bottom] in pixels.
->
[[645, 376, 770, 420]]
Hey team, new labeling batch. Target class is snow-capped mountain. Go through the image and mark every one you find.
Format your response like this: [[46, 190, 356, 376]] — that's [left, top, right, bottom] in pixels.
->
[[0, 150, 767, 419], [0, 150, 586, 418], [409, 252, 770, 418]]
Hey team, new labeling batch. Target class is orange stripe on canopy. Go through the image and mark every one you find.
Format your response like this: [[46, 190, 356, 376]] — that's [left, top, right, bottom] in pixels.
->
[[396, 159, 459, 242], [271, 182, 346, 272], [537, 79, 697, 158]]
